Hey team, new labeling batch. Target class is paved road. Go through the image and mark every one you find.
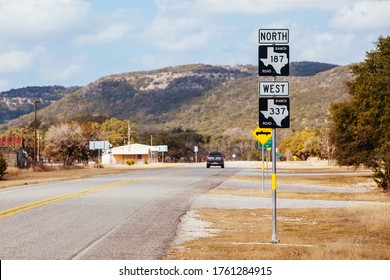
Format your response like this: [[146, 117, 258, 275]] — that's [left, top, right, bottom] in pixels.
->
[[0, 165, 238, 260], [0, 161, 374, 260]]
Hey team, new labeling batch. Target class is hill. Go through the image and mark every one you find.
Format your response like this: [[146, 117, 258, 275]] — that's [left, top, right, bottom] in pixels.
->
[[0, 86, 79, 124], [0, 62, 350, 138]]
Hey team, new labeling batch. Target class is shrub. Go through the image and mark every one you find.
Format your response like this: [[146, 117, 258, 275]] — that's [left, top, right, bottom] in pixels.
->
[[126, 159, 135, 166]]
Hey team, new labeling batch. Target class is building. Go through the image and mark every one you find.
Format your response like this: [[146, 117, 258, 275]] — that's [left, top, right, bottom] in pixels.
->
[[102, 144, 152, 164]]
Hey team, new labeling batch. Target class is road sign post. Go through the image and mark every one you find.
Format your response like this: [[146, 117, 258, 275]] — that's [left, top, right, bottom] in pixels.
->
[[258, 28, 289, 244], [252, 127, 272, 193]]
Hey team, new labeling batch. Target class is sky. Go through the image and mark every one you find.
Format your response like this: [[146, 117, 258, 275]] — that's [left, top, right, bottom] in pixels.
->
[[0, 0, 389, 91]]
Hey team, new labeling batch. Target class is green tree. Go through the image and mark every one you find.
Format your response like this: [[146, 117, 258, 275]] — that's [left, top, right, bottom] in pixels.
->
[[279, 129, 320, 161], [101, 118, 137, 147], [329, 36, 390, 190]]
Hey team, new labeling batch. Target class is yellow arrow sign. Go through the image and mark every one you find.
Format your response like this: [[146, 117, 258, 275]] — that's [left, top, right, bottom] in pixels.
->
[[251, 127, 272, 145]]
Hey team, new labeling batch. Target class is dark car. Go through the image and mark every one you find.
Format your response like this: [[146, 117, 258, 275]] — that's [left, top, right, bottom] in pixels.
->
[[206, 152, 224, 168]]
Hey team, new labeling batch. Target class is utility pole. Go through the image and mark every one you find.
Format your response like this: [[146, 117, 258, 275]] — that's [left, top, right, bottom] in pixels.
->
[[127, 121, 131, 145], [34, 100, 39, 164]]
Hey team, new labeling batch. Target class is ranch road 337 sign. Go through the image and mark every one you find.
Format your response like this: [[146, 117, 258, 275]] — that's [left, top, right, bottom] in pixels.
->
[[258, 45, 289, 76], [259, 97, 290, 128]]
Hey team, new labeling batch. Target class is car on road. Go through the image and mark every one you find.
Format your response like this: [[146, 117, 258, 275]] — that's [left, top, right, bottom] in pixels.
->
[[206, 152, 224, 168]]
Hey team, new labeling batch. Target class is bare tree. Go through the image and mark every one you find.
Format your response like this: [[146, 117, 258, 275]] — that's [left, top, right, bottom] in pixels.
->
[[45, 122, 88, 166]]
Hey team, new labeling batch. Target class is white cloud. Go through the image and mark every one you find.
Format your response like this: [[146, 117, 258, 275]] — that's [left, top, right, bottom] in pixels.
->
[[193, 0, 342, 14], [72, 23, 132, 46], [149, 16, 213, 51], [50, 63, 85, 82], [146, 1, 220, 52], [0, 78, 10, 91], [293, 31, 361, 65], [0, 47, 46, 73], [0, 0, 90, 38], [330, 1, 390, 28]]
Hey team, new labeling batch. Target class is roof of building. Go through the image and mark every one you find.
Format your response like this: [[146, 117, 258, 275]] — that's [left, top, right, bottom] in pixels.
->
[[111, 144, 151, 155]]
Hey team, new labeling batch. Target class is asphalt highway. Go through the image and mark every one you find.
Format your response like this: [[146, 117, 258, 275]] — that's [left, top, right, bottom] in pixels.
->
[[0, 165, 238, 260]]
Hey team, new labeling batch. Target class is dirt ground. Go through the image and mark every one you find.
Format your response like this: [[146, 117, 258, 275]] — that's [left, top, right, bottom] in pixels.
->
[[165, 161, 390, 260]]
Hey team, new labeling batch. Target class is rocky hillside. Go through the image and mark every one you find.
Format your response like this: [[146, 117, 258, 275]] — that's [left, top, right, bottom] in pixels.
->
[[0, 62, 350, 137], [0, 86, 78, 124]]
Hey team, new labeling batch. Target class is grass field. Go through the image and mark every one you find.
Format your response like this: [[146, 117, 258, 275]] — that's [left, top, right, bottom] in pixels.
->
[[166, 165, 390, 260]]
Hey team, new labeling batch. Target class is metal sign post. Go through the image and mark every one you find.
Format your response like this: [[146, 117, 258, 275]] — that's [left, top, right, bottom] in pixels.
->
[[252, 127, 272, 193], [262, 145, 265, 192], [258, 28, 289, 244], [271, 126, 278, 243]]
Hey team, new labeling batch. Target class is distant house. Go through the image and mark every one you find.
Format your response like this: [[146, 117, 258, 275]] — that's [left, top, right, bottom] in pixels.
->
[[102, 144, 151, 164]]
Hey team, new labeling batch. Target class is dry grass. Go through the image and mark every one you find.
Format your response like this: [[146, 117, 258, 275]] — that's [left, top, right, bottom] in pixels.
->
[[209, 188, 389, 202], [167, 204, 390, 260], [166, 167, 390, 260], [233, 174, 374, 187]]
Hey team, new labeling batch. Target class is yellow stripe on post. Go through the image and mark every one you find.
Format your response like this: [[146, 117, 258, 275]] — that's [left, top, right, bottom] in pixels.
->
[[262, 163, 265, 170], [272, 173, 277, 190]]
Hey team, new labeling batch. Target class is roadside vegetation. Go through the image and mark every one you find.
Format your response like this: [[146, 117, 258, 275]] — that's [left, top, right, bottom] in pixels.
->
[[167, 205, 390, 260], [167, 168, 390, 260]]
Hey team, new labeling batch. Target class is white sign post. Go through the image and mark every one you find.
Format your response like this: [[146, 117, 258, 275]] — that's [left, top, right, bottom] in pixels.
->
[[194, 146, 198, 163], [89, 141, 110, 172]]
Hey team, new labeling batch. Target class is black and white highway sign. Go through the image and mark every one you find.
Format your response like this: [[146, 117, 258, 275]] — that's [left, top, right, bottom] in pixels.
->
[[259, 81, 289, 96], [258, 45, 289, 76], [259, 97, 290, 128], [259, 29, 289, 44]]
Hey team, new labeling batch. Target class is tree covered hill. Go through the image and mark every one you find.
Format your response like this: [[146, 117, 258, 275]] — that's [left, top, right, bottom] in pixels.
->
[[0, 61, 345, 135], [0, 86, 79, 124]]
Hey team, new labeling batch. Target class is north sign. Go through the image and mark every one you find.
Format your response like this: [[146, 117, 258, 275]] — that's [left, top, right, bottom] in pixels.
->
[[259, 81, 289, 96], [259, 29, 289, 44]]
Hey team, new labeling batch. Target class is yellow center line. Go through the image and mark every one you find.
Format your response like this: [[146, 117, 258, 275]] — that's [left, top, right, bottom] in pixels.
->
[[0, 178, 146, 220]]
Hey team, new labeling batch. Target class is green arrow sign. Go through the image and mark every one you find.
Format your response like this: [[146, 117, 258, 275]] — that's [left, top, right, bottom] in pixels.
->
[[258, 139, 272, 149]]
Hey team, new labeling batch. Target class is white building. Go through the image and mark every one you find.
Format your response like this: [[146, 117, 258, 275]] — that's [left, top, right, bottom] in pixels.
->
[[102, 144, 151, 164]]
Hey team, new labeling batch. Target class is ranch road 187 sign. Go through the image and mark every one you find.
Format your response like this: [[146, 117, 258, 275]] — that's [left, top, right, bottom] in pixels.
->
[[259, 97, 290, 128], [258, 45, 289, 76]]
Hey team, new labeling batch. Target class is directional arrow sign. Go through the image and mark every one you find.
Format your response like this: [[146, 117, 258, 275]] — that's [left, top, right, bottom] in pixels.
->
[[258, 139, 272, 149], [251, 127, 272, 145]]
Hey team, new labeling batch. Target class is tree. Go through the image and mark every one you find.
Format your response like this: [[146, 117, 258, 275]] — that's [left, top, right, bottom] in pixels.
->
[[329, 36, 390, 190], [100, 118, 137, 147], [45, 122, 88, 166], [317, 127, 336, 164], [279, 129, 320, 161], [0, 152, 7, 179]]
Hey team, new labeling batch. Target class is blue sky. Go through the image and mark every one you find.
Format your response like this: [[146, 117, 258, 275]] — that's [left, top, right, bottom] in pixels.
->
[[0, 0, 389, 91]]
